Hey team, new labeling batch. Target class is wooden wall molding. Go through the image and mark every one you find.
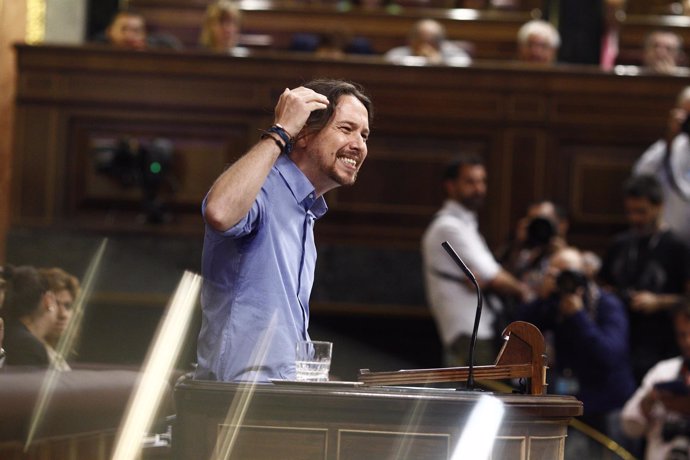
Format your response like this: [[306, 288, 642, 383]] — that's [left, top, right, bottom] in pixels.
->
[[11, 45, 688, 252]]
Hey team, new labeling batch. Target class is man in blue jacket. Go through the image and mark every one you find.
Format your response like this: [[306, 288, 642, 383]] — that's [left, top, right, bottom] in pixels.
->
[[518, 246, 636, 439]]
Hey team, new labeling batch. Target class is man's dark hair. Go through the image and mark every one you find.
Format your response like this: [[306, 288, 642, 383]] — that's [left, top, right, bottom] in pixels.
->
[[2, 265, 50, 320], [109, 7, 145, 26], [529, 199, 569, 222], [623, 174, 663, 205], [443, 153, 485, 181], [299, 80, 373, 139]]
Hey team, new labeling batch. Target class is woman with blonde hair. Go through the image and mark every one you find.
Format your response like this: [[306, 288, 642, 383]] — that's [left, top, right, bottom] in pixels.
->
[[39, 267, 80, 350], [200, 0, 244, 53]]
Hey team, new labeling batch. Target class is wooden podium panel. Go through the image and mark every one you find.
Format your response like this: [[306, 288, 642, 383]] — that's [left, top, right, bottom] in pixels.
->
[[173, 379, 582, 460]]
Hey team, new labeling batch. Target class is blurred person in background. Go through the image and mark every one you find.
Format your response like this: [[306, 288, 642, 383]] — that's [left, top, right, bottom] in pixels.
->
[[498, 199, 569, 300], [199, 0, 246, 54], [2, 265, 69, 369], [518, 247, 636, 449], [516, 19, 560, 64], [422, 154, 530, 367], [622, 301, 690, 460], [385, 19, 471, 65], [643, 30, 685, 74], [599, 175, 690, 384], [39, 267, 80, 351], [634, 86, 690, 247], [94, 8, 182, 50]]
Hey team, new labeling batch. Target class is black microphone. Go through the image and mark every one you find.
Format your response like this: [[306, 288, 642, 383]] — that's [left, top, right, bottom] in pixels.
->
[[441, 241, 483, 390]]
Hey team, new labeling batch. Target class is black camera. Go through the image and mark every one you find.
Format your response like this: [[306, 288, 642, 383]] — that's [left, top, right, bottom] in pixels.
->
[[555, 269, 588, 296], [526, 217, 557, 248]]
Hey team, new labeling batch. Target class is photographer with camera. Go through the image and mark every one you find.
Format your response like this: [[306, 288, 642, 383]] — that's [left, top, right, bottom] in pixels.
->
[[499, 200, 569, 300], [622, 301, 690, 460], [518, 247, 636, 440], [634, 86, 690, 247], [600, 174, 690, 384]]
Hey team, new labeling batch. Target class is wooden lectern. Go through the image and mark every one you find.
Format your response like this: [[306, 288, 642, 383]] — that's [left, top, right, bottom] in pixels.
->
[[358, 321, 547, 395], [174, 322, 581, 460]]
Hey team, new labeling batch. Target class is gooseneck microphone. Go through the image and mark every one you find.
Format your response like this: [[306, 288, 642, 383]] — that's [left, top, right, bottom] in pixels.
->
[[441, 241, 483, 390]]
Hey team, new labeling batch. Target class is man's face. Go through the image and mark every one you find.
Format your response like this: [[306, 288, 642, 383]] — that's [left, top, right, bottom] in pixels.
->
[[297, 95, 370, 192], [520, 33, 556, 64], [623, 196, 660, 235], [446, 164, 487, 211], [644, 33, 680, 68], [108, 14, 147, 50], [675, 314, 690, 360]]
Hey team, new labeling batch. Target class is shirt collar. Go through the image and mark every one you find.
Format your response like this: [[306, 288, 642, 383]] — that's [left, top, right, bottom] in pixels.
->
[[275, 154, 328, 219], [440, 199, 477, 225]]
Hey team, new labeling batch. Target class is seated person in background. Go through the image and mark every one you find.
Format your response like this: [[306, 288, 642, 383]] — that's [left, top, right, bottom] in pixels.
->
[[599, 174, 690, 384], [643, 30, 685, 74], [94, 8, 182, 50], [39, 267, 80, 350], [384, 19, 471, 65], [2, 265, 66, 368], [622, 301, 690, 460], [199, 0, 246, 55], [518, 247, 636, 439], [516, 19, 560, 64], [498, 200, 569, 300], [634, 86, 690, 247], [314, 32, 347, 60]]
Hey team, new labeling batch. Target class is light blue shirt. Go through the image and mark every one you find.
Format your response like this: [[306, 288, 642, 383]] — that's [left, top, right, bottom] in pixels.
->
[[195, 154, 328, 382]]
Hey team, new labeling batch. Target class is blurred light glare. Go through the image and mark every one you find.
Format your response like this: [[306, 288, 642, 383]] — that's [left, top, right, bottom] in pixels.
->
[[213, 312, 279, 460], [25, 239, 108, 451], [448, 8, 480, 20], [451, 394, 505, 460], [111, 271, 202, 460]]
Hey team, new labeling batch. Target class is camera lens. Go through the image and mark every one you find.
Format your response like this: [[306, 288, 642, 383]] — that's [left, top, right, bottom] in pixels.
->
[[526, 217, 556, 247], [555, 270, 587, 296]]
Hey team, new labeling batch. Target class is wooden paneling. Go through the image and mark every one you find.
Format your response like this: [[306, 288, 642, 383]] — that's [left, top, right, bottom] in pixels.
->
[[11, 45, 688, 252], [173, 379, 582, 460]]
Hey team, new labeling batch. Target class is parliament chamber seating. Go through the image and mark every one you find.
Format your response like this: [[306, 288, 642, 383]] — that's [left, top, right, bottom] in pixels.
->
[[0, 365, 174, 460], [129, 0, 690, 64]]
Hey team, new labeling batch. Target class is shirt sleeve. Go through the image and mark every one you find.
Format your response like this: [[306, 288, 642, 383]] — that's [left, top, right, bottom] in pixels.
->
[[200, 190, 265, 238], [558, 292, 629, 370], [434, 218, 500, 283], [621, 361, 672, 438], [633, 140, 665, 176]]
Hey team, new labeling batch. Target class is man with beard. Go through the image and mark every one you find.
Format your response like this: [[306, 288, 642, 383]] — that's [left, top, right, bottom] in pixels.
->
[[421, 154, 529, 367], [195, 80, 372, 382], [600, 174, 690, 384]]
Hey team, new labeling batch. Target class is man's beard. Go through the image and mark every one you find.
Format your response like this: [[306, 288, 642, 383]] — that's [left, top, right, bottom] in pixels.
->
[[460, 194, 485, 211]]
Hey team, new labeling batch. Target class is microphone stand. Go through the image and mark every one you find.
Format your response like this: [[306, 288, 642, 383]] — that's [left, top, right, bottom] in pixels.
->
[[441, 241, 483, 390]]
